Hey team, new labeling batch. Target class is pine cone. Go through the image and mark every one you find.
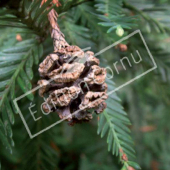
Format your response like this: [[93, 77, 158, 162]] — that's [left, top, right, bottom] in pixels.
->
[[38, 46, 107, 125], [37, 9, 108, 125]]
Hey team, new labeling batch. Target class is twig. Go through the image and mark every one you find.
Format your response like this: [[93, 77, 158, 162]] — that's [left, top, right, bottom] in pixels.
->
[[70, 0, 94, 9], [123, 1, 170, 33]]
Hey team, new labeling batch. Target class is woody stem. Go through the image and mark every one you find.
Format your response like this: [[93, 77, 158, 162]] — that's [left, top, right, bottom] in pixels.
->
[[47, 9, 69, 51]]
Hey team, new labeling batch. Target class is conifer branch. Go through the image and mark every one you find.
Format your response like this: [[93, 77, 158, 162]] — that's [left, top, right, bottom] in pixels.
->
[[70, 0, 94, 9], [123, 1, 170, 33]]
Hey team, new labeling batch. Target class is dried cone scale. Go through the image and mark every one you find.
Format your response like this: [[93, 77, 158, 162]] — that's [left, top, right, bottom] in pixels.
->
[[38, 4, 108, 125]]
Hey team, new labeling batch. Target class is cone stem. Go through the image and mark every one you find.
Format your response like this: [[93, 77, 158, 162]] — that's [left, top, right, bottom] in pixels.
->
[[48, 9, 69, 51]]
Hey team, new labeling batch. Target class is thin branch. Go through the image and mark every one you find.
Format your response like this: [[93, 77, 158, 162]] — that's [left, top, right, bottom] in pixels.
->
[[123, 1, 170, 33], [142, 7, 168, 12], [70, 0, 94, 8]]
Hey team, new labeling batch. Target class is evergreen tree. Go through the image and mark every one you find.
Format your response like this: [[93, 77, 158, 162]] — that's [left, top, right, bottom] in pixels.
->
[[0, 0, 169, 169]]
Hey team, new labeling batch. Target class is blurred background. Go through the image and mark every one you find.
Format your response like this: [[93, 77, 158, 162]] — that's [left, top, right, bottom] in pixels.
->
[[0, 0, 170, 169]]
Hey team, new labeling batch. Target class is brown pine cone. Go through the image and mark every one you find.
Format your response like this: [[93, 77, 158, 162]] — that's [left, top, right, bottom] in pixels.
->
[[37, 8, 108, 125], [38, 46, 108, 125]]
